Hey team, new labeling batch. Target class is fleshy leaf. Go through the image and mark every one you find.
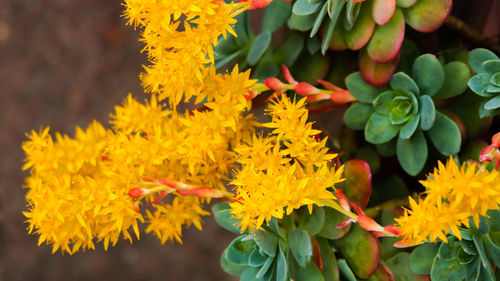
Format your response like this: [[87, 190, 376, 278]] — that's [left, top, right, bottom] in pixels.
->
[[360, 47, 400, 86], [317, 237, 340, 281], [225, 236, 256, 265], [430, 257, 467, 281], [298, 205, 326, 236], [468, 73, 495, 97], [419, 95, 435, 130], [273, 33, 305, 67], [399, 114, 419, 139], [386, 252, 429, 281], [390, 72, 420, 95], [397, 130, 427, 176], [373, 91, 396, 115], [482, 59, 500, 74], [288, 13, 316, 31], [403, 0, 452, 32], [344, 103, 375, 130], [293, 0, 322, 16], [469, 48, 499, 73], [318, 207, 352, 239], [289, 229, 313, 267], [342, 159, 372, 209], [485, 96, 500, 110], [365, 112, 400, 144], [367, 8, 405, 63], [247, 31, 272, 66], [412, 54, 445, 96], [338, 259, 357, 281], [345, 72, 382, 102], [221, 248, 247, 276], [329, 20, 348, 51], [310, 3, 328, 38], [345, 2, 376, 50], [276, 242, 288, 281], [433, 62, 470, 100], [427, 111, 461, 155], [396, 0, 418, 8], [291, 259, 325, 281], [333, 224, 380, 278], [212, 202, 244, 234], [372, 0, 396, 25], [263, 0, 292, 33], [365, 264, 395, 281], [409, 243, 439, 275]]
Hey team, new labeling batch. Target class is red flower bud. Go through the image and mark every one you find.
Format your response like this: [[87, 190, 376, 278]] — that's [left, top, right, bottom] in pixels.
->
[[264, 77, 286, 91], [282, 65, 297, 85], [128, 187, 150, 199], [295, 82, 320, 96], [491, 132, 500, 148]]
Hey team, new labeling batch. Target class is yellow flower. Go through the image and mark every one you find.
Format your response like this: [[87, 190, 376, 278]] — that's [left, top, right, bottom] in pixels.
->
[[230, 96, 344, 233], [395, 157, 500, 244]]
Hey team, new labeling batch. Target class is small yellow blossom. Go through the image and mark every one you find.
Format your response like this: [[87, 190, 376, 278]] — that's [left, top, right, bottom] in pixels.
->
[[230, 96, 344, 233], [395, 157, 500, 244]]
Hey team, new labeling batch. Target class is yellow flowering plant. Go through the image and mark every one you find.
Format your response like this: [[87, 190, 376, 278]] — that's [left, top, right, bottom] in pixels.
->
[[21, 0, 500, 280]]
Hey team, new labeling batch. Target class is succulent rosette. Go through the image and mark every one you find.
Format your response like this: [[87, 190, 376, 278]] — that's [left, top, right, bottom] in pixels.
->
[[468, 48, 500, 117], [289, 0, 452, 86], [344, 53, 470, 175]]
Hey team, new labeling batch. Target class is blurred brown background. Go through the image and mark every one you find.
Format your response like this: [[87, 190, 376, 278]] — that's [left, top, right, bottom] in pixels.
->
[[0, 0, 498, 281], [0, 0, 236, 280]]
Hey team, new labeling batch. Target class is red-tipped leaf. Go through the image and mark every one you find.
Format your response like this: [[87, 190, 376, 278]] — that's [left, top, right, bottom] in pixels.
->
[[342, 159, 372, 209]]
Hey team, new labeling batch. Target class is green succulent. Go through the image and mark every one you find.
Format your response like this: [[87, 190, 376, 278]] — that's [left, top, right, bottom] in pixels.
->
[[408, 210, 500, 281], [344, 53, 470, 175], [468, 48, 500, 117]]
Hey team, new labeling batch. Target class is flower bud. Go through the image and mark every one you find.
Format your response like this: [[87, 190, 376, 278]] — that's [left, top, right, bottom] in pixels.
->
[[128, 187, 151, 199]]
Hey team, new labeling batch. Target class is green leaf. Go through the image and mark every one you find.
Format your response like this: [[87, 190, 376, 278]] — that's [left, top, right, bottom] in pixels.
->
[[318, 207, 351, 240], [354, 145, 381, 174], [457, 248, 475, 265], [310, 3, 328, 37], [396, 130, 427, 176], [288, 13, 316, 31], [298, 205, 325, 235], [367, 7, 405, 64], [289, 229, 313, 267], [317, 237, 339, 281], [490, 72, 500, 87], [465, 257, 481, 281], [433, 62, 470, 100], [247, 31, 272, 66], [364, 264, 395, 281], [437, 237, 458, 261], [386, 252, 427, 281], [225, 236, 256, 265], [419, 95, 435, 130], [273, 33, 305, 67], [376, 139, 397, 157], [461, 239, 477, 255], [343, 0, 362, 30], [469, 48, 499, 73], [412, 54, 445, 96], [276, 242, 288, 281], [292, 260, 325, 281], [480, 100, 500, 118], [345, 72, 382, 103], [221, 248, 247, 276], [249, 250, 268, 267], [254, 230, 279, 257], [427, 111, 461, 156], [396, 0, 418, 8], [263, 0, 292, 33], [256, 256, 274, 278], [254, 52, 280, 80], [343, 159, 372, 209], [241, 266, 266, 281], [399, 114, 419, 139], [268, 217, 286, 240], [473, 234, 494, 273], [232, 13, 252, 47], [214, 49, 245, 70], [430, 257, 467, 281], [307, 37, 321, 54], [409, 243, 440, 274], [484, 233, 500, 267], [334, 224, 379, 278], [344, 1, 375, 50], [468, 73, 496, 97], [390, 72, 420, 95], [293, 0, 322, 16], [212, 202, 244, 234], [321, 1, 345, 54], [477, 265, 496, 281], [344, 103, 375, 130], [397, 39, 420, 75], [365, 112, 400, 144], [373, 90, 396, 115], [484, 95, 500, 110], [359, 46, 400, 86], [337, 259, 357, 281]]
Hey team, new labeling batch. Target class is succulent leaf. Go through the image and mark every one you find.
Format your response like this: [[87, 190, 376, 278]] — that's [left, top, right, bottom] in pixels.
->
[[344, 103, 375, 130], [365, 112, 400, 144], [342, 159, 372, 209], [396, 130, 427, 176], [396, 0, 418, 8], [359, 47, 400, 86], [317, 237, 340, 281], [403, 0, 452, 32], [345, 72, 383, 102], [367, 8, 405, 63], [468, 73, 496, 97], [427, 111, 461, 155], [263, 0, 292, 33], [293, 0, 322, 16], [399, 114, 419, 139], [221, 248, 247, 276], [344, 2, 376, 50], [289, 229, 313, 267], [247, 31, 272, 66], [288, 13, 316, 31], [390, 72, 420, 95], [433, 61, 470, 100], [419, 95, 436, 130], [372, 0, 396, 25], [410, 243, 440, 275], [484, 96, 500, 110], [318, 207, 352, 239], [412, 54, 445, 96], [298, 205, 326, 235], [482, 59, 500, 74], [469, 48, 499, 73]]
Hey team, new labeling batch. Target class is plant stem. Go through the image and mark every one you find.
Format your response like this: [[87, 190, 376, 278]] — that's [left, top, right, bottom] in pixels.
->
[[445, 15, 500, 55]]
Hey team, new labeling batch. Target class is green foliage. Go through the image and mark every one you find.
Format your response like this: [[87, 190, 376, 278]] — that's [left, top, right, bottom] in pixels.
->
[[212, 201, 245, 234], [345, 53, 467, 175], [468, 48, 500, 116]]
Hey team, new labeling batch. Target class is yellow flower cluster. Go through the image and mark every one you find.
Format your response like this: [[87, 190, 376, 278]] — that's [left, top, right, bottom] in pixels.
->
[[23, 0, 256, 254], [123, 0, 248, 105], [230, 96, 344, 233], [395, 158, 500, 244]]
